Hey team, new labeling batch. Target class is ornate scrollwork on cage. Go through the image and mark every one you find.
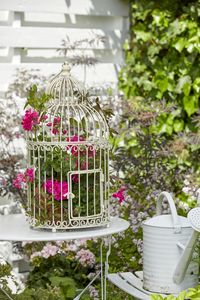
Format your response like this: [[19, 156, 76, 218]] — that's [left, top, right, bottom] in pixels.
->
[[25, 62, 110, 231]]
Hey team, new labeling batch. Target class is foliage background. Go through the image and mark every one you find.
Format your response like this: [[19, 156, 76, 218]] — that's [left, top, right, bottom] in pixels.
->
[[118, 0, 200, 208]]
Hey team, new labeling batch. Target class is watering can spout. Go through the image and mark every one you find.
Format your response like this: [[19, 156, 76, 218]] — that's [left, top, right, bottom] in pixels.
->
[[173, 230, 199, 284], [173, 205, 200, 284]]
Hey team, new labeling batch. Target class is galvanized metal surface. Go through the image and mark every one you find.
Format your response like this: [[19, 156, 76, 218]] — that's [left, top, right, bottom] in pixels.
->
[[188, 207, 200, 232], [142, 192, 199, 294], [26, 62, 110, 230]]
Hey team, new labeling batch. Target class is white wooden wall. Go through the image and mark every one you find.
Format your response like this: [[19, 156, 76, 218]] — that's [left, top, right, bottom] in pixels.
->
[[0, 0, 129, 93]]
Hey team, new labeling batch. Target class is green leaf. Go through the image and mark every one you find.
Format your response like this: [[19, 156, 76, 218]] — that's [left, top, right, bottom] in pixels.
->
[[183, 95, 199, 116], [176, 290, 187, 300], [151, 295, 164, 300], [155, 78, 168, 93], [134, 30, 152, 41], [166, 295, 176, 300], [176, 76, 191, 95], [190, 292, 200, 299], [173, 38, 187, 52], [173, 119, 184, 133], [50, 276, 75, 287], [193, 78, 200, 93]]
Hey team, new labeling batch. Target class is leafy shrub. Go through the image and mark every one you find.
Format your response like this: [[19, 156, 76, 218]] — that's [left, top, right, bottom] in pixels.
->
[[151, 285, 200, 299], [120, 0, 200, 135], [117, 0, 200, 215]]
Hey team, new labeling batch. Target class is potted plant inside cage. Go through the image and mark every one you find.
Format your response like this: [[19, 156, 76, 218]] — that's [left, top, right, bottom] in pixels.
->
[[13, 62, 110, 231]]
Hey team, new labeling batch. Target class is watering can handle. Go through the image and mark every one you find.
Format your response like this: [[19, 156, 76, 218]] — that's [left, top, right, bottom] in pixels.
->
[[156, 191, 181, 233]]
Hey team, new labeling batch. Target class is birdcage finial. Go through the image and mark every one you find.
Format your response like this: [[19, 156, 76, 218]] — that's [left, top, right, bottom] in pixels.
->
[[61, 61, 71, 75]]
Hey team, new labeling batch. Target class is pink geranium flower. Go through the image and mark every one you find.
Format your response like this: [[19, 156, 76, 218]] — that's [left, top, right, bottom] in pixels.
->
[[43, 179, 68, 201], [66, 135, 96, 158], [72, 174, 79, 183], [25, 168, 34, 183], [12, 173, 26, 189], [112, 187, 126, 203], [39, 114, 48, 122], [66, 135, 85, 156], [66, 135, 85, 143], [13, 167, 35, 189], [21, 109, 39, 131], [75, 249, 96, 267], [47, 117, 62, 135]]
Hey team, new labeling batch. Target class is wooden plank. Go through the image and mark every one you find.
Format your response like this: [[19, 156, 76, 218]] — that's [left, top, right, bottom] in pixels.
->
[[0, 48, 9, 56], [135, 271, 144, 281], [21, 48, 123, 64], [0, 27, 124, 49], [107, 273, 150, 300], [120, 273, 151, 295], [0, 11, 9, 22], [0, 47, 13, 62], [0, 62, 120, 92], [0, 10, 13, 25], [0, 0, 129, 17], [22, 13, 124, 30]]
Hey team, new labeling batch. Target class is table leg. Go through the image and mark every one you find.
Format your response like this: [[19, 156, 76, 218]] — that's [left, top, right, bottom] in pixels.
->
[[100, 235, 111, 300]]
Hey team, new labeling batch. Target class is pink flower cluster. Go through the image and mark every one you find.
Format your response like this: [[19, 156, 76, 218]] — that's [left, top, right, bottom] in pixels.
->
[[112, 187, 126, 203], [22, 109, 39, 131], [30, 243, 60, 260], [47, 117, 67, 135], [25, 168, 34, 183], [13, 174, 26, 189], [43, 179, 68, 201], [13, 168, 35, 189], [75, 248, 96, 267]]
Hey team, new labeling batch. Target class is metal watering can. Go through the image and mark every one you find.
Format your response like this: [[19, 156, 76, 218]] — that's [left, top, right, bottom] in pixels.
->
[[142, 191, 199, 294]]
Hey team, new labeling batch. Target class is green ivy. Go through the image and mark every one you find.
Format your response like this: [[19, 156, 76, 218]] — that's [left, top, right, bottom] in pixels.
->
[[151, 285, 200, 299], [119, 0, 200, 135]]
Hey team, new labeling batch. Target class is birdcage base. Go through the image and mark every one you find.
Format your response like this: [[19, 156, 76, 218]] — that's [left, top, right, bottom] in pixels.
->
[[28, 214, 110, 231]]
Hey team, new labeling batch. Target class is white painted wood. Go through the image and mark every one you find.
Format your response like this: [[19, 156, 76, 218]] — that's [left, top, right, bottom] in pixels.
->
[[0, 0, 128, 92], [21, 49, 123, 64], [0, 10, 9, 22], [0, 63, 120, 92], [107, 273, 150, 300], [0, 27, 124, 49], [0, 0, 129, 17], [135, 271, 144, 280], [0, 10, 14, 25], [22, 13, 124, 30], [0, 48, 14, 62], [120, 272, 151, 295], [0, 215, 129, 241]]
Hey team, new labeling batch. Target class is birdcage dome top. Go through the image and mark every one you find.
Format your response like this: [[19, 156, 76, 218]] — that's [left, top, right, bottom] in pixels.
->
[[46, 62, 86, 105], [25, 62, 109, 144]]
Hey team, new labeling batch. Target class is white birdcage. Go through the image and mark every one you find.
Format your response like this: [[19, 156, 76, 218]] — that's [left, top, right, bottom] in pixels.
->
[[26, 62, 110, 231]]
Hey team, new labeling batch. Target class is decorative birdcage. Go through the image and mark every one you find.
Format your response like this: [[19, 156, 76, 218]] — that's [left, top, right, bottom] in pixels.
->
[[26, 62, 110, 231]]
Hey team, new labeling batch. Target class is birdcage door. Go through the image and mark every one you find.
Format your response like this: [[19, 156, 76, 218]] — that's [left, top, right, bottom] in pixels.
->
[[68, 169, 104, 222]]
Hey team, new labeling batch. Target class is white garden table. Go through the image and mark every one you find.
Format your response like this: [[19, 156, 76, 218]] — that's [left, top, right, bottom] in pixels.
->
[[0, 214, 129, 300]]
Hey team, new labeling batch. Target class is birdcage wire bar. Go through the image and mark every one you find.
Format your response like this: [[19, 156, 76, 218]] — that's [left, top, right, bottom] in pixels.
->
[[25, 62, 110, 231]]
